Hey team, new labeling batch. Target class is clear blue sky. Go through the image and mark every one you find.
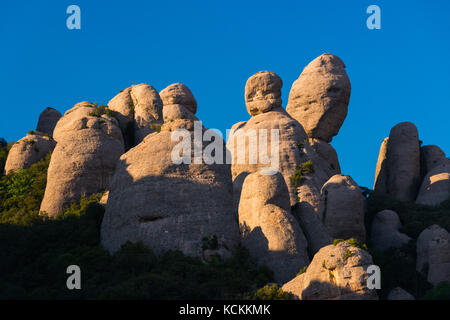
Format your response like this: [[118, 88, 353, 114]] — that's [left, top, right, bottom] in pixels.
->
[[1, 0, 449, 188]]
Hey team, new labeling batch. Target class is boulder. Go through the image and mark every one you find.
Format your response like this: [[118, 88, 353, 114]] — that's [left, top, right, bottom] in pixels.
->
[[373, 122, 421, 202], [101, 85, 239, 258], [421, 145, 447, 175], [40, 102, 124, 217], [387, 287, 415, 300], [36, 107, 62, 135], [245, 71, 282, 116], [416, 225, 450, 285], [239, 171, 309, 283], [370, 210, 411, 252], [318, 174, 366, 242], [416, 160, 450, 206], [4, 132, 56, 174], [108, 83, 163, 148], [159, 83, 197, 114], [282, 241, 378, 300], [286, 53, 351, 142]]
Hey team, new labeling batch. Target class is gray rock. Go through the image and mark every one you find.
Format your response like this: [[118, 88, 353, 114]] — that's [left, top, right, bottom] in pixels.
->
[[40, 102, 124, 217], [101, 85, 239, 258], [370, 210, 411, 252], [36, 107, 62, 135], [282, 241, 378, 300], [373, 122, 421, 202], [318, 174, 366, 242], [416, 225, 450, 285], [387, 287, 415, 300], [239, 171, 309, 283], [286, 53, 351, 142], [4, 132, 56, 174]]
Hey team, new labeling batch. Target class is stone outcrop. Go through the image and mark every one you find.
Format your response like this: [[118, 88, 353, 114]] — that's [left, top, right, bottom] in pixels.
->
[[282, 241, 378, 300], [101, 84, 239, 258], [318, 174, 366, 241], [228, 71, 333, 257], [108, 83, 163, 148], [421, 145, 447, 175], [36, 107, 62, 135], [416, 159, 450, 206], [4, 132, 56, 174], [238, 171, 309, 283], [373, 122, 421, 202], [387, 287, 415, 300], [286, 53, 351, 143], [245, 71, 282, 116], [370, 210, 411, 252], [40, 102, 124, 217], [416, 225, 450, 285]]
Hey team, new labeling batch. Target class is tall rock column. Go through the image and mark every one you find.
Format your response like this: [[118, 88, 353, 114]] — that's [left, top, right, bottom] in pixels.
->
[[101, 84, 239, 258], [40, 102, 124, 217], [373, 122, 421, 202]]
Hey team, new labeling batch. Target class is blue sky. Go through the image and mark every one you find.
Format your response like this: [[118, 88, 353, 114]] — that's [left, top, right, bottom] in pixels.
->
[[1, 0, 449, 188]]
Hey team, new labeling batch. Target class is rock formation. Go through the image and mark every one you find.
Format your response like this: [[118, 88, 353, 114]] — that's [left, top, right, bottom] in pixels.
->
[[421, 145, 447, 175], [416, 225, 450, 285], [4, 132, 56, 174], [373, 122, 421, 202], [36, 107, 62, 135], [238, 171, 309, 283], [108, 83, 163, 149], [286, 53, 351, 143], [416, 159, 450, 206], [227, 71, 333, 257], [282, 241, 378, 300], [370, 210, 411, 252], [101, 84, 240, 258], [40, 102, 124, 217], [387, 287, 415, 300], [318, 174, 366, 241]]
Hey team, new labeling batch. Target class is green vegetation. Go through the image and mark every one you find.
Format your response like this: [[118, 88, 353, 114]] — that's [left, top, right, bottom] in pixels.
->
[[333, 238, 368, 251], [289, 161, 315, 191], [366, 195, 450, 239], [296, 265, 308, 276], [253, 284, 291, 300], [88, 104, 118, 119], [201, 234, 219, 250], [365, 193, 450, 300], [0, 157, 274, 299], [421, 281, 450, 300], [0, 138, 11, 176]]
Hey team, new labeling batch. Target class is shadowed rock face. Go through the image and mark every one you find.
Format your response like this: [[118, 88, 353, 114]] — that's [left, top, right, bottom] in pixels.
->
[[416, 160, 450, 206], [387, 287, 415, 300], [373, 122, 421, 202], [36, 107, 62, 135], [40, 102, 124, 218], [245, 71, 283, 116], [101, 85, 239, 258], [416, 225, 450, 285], [282, 241, 378, 300], [4, 132, 56, 174], [286, 53, 351, 143], [238, 171, 309, 283], [318, 174, 366, 242], [108, 83, 163, 149], [370, 210, 411, 252], [421, 145, 447, 175]]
